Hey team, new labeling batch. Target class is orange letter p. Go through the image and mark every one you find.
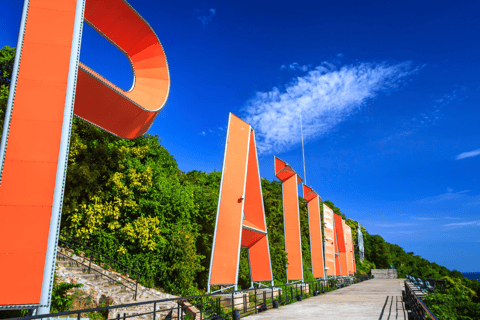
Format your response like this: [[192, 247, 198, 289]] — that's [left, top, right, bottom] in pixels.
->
[[0, 0, 169, 310]]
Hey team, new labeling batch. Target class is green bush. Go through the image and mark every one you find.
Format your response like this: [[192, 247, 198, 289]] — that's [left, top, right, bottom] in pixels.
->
[[51, 279, 83, 312], [424, 277, 480, 320], [0, 45, 476, 311]]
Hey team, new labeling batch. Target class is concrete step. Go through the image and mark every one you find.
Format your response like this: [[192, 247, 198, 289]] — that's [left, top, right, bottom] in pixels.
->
[[74, 273, 104, 281], [115, 292, 137, 303], [110, 309, 172, 320], [62, 265, 89, 272], [93, 278, 117, 286], [103, 285, 131, 295], [57, 255, 71, 261], [57, 260, 85, 268], [55, 247, 172, 313], [378, 296, 407, 320]]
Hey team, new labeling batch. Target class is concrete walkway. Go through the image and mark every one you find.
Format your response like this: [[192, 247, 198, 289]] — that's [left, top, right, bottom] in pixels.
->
[[247, 279, 407, 320]]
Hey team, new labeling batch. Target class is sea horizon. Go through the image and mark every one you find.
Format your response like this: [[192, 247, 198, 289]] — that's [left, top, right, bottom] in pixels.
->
[[463, 272, 480, 280]]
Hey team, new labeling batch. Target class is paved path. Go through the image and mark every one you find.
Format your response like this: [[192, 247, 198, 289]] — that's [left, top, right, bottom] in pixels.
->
[[247, 279, 407, 320]]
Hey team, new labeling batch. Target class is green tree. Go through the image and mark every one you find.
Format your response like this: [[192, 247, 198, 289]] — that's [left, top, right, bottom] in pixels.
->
[[424, 276, 480, 320], [0, 46, 15, 133], [0, 44, 474, 303], [323, 200, 346, 220], [368, 235, 391, 269]]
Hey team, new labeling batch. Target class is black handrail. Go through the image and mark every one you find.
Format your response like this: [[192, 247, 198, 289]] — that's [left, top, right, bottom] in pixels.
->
[[406, 274, 446, 294], [58, 234, 144, 300], [14, 275, 372, 320], [404, 280, 439, 320]]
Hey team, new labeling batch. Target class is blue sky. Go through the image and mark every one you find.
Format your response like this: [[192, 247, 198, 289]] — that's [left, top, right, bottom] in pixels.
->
[[1, 0, 479, 272]]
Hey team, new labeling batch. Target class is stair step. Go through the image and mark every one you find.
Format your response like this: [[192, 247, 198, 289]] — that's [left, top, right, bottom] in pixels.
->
[[95, 278, 117, 286], [104, 285, 131, 294], [62, 266, 89, 273], [56, 247, 172, 313], [57, 260, 85, 267]]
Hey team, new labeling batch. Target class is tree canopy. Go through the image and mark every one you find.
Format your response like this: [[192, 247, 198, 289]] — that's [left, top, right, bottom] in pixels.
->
[[0, 46, 477, 319]]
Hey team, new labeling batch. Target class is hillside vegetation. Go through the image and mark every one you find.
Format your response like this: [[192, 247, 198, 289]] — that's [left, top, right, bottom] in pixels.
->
[[1, 46, 478, 319]]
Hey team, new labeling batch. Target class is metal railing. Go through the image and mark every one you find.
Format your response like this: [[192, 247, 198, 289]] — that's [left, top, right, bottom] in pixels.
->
[[58, 234, 144, 300], [14, 275, 372, 320], [403, 280, 439, 320], [406, 275, 446, 294]]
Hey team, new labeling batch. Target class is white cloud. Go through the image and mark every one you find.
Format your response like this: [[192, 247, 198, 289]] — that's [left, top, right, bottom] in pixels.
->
[[456, 148, 480, 160], [415, 190, 471, 204], [444, 220, 480, 227], [196, 8, 216, 27], [375, 222, 418, 227], [413, 217, 435, 221], [410, 88, 464, 128], [244, 61, 418, 154], [281, 62, 310, 72], [378, 87, 463, 145], [199, 126, 226, 137], [378, 130, 414, 145], [384, 230, 418, 234]]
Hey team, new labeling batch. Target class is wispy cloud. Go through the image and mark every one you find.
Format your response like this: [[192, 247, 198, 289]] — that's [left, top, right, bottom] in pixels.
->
[[280, 62, 311, 72], [375, 222, 418, 227], [198, 126, 226, 137], [384, 230, 418, 234], [379, 87, 465, 145], [415, 190, 471, 204], [195, 8, 216, 27], [456, 148, 480, 160], [444, 220, 480, 227], [378, 130, 414, 145], [413, 217, 435, 221], [411, 87, 466, 128], [243, 61, 419, 154]]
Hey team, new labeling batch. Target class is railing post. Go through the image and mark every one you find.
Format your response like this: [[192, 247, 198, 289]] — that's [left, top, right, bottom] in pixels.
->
[[77, 311, 81, 320], [153, 302, 156, 320], [88, 251, 92, 273], [217, 297, 221, 318], [263, 290, 266, 310], [244, 293, 247, 313], [177, 300, 180, 320], [271, 285, 274, 307], [254, 288, 257, 313], [117, 313, 120, 320], [232, 289, 235, 318], [135, 273, 139, 301], [200, 296, 203, 320]]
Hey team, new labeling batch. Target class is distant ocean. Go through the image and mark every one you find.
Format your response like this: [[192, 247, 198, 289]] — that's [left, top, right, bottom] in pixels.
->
[[463, 272, 480, 281]]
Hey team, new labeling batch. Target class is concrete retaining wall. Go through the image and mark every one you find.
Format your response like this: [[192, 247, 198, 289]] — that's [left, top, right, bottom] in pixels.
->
[[371, 269, 398, 279]]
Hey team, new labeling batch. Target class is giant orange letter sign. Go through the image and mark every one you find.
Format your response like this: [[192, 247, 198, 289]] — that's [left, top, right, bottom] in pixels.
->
[[344, 224, 356, 275], [0, 0, 169, 310], [323, 203, 336, 277], [275, 157, 304, 282], [334, 214, 348, 276], [208, 114, 273, 292], [303, 184, 326, 279]]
